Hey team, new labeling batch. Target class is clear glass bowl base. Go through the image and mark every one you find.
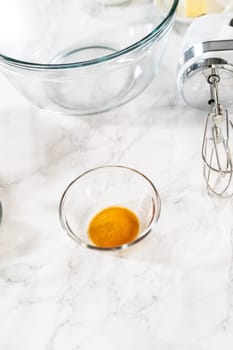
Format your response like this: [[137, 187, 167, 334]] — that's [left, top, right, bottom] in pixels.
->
[[46, 45, 151, 115]]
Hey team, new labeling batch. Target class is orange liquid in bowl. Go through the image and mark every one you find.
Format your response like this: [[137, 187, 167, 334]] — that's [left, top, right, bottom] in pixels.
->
[[88, 206, 140, 248]]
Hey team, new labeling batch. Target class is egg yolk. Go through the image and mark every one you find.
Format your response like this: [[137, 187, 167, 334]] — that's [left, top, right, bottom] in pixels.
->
[[88, 206, 140, 248]]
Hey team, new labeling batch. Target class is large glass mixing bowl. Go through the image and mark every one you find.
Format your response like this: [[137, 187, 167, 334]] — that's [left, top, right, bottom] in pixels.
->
[[0, 0, 178, 115]]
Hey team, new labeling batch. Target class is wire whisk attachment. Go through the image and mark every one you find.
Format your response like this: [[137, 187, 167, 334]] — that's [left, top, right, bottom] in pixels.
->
[[202, 67, 233, 197]]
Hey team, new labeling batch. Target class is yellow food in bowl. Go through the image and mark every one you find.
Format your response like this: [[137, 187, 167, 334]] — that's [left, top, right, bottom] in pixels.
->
[[88, 206, 140, 248], [183, 0, 224, 17], [156, 0, 225, 19], [185, 0, 207, 17]]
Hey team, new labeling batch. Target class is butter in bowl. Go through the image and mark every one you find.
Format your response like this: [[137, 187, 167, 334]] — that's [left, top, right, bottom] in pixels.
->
[[157, 0, 232, 23], [180, 0, 224, 18]]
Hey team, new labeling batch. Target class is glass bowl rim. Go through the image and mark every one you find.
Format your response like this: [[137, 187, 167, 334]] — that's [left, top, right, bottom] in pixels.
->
[[59, 165, 161, 251], [0, 0, 178, 70]]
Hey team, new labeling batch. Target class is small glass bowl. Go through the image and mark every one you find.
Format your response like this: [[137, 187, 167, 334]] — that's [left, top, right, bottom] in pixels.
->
[[59, 166, 161, 251]]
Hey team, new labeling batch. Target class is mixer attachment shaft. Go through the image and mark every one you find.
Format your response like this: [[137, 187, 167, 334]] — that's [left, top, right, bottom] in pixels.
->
[[202, 67, 233, 197]]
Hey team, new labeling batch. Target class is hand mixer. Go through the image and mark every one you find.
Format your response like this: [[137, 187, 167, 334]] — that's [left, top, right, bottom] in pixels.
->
[[177, 13, 233, 197]]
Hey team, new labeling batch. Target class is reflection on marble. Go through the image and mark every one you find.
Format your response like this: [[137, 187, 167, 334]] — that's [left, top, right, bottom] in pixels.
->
[[0, 29, 233, 350]]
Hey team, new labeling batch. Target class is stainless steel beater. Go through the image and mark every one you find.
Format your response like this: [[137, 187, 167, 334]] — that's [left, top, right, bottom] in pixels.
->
[[177, 12, 233, 197], [202, 66, 233, 197]]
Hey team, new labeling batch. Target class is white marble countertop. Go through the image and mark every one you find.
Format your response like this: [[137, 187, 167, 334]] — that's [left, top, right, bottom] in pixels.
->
[[1, 28, 233, 350]]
